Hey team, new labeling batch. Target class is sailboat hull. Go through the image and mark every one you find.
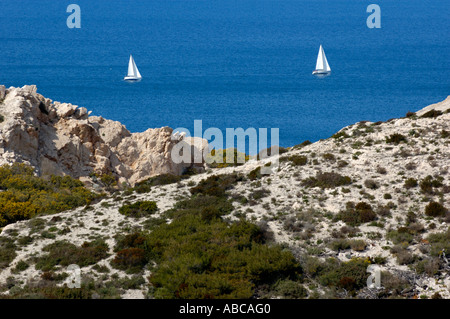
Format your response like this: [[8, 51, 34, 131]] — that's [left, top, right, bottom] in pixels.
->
[[312, 70, 331, 76], [124, 76, 142, 82]]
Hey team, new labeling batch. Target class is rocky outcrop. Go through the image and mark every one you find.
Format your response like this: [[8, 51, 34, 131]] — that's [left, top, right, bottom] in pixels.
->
[[0, 85, 207, 186]]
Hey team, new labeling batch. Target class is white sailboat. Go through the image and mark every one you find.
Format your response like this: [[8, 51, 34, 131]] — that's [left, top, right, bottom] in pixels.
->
[[312, 45, 331, 76], [124, 55, 142, 81]]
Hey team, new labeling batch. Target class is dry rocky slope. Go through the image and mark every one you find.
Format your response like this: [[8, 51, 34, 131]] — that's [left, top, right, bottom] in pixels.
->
[[0, 86, 449, 299]]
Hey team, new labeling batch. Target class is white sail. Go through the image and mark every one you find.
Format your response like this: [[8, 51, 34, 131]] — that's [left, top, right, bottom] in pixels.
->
[[314, 45, 331, 73], [125, 55, 142, 80], [315, 45, 324, 70]]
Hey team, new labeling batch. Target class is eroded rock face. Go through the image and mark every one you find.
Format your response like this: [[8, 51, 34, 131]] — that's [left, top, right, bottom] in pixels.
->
[[0, 85, 206, 186]]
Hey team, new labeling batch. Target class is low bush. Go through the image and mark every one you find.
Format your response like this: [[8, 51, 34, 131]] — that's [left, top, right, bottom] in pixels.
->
[[322, 153, 336, 162], [420, 109, 443, 118], [249, 188, 271, 201], [0, 237, 17, 269], [169, 195, 234, 221], [272, 279, 307, 299], [404, 178, 418, 189], [133, 174, 182, 193], [337, 160, 348, 168], [331, 131, 350, 139], [386, 229, 414, 245], [329, 239, 351, 251], [111, 248, 147, 272], [114, 232, 147, 252], [292, 140, 312, 150], [426, 228, 450, 257], [350, 240, 367, 252], [0, 163, 96, 227], [385, 133, 407, 145], [364, 179, 379, 190], [337, 202, 377, 226], [35, 239, 109, 271], [425, 202, 447, 218], [287, 155, 308, 166], [119, 201, 158, 217], [414, 258, 440, 276], [146, 214, 301, 299], [318, 258, 372, 293], [190, 173, 243, 198], [247, 167, 262, 180], [301, 172, 351, 189], [419, 175, 443, 194]]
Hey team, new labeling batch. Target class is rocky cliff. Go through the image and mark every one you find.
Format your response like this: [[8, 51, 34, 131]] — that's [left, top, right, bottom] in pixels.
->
[[0, 85, 205, 186]]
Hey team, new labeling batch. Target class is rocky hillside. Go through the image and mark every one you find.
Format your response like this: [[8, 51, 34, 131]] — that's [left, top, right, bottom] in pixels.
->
[[0, 85, 205, 187], [0, 91, 449, 299]]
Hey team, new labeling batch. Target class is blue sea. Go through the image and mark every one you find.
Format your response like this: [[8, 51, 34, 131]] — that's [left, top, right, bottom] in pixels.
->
[[0, 0, 449, 152]]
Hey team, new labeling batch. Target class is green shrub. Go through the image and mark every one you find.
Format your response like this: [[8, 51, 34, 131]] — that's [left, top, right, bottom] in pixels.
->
[[329, 239, 351, 251], [35, 239, 109, 271], [248, 167, 262, 180], [288, 155, 308, 166], [419, 175, 443, 194], [111, 248, 147, 272], [420, 109, 443, 118], [331, 131, 350, 139], [249, 188, 271, 201], [386, 229, 414, 245], [337, 202, 377, 226], [99, 173, 117, 189], [114, 232, 147, 252], [0, 237, 17, 269], [414, 258, 440, 276], [350, 240, 367, 252], [119, 201, 158, 217], [404, 178, 418, 189], [425, 202, 447, 217], [364, 179, 379, 190], [427, 228, 450, 257], [145, 207, 300, 299], [337, 160, 348, 168], [385, 133, 407, 144], [322, 153, 336, 162], [133, 174, 182, 193], [272, 279, 307, 299], [13, 260, 30, 273], [171, 195, 234, 218], [318, 258, 372, 293], [301, 172, 351, 189], [190, 173, 243, 198], [0, 163, 96, 227]]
